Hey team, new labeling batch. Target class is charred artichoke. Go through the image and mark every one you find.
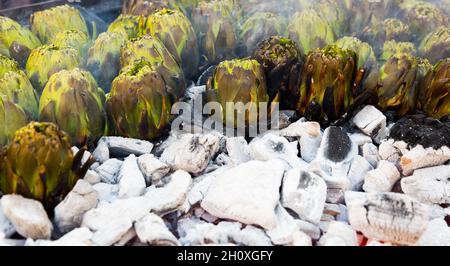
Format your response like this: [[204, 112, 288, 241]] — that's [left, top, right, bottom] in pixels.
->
[[0, 97, 28, 147], [207, 58, 269, 127], [253, 36, 302, 109], [297, 45, 358, 123], [0, 122, 90, 209], [120, 35, 186, 100], [419, 58, 450, 119], [419, 27, 450, 64], [106, 59, 173, 139], [145, 8, 199, 79], [87, 31, 128, 92], [122, 0, 172, 16], [380, 40, 417, 62], [26, 44, 83, 94], [0, 16, 42, 67], [51, 30, 91, 60], [30, 5, 89, 44], [288, 9, 335, 55], [39, 68, 106, 147], [108, 15, 144, 39], [239, 12, 286, 57]]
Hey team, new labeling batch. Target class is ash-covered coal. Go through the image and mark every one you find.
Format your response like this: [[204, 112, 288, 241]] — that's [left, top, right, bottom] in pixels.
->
[[390, 114, 450, 149]]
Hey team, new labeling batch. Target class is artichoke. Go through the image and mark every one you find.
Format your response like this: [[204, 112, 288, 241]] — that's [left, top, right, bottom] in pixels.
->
[[288, 10, 335, 55], [313, 0, 348, 38], [120, 35, 186, 100], [419, 26, 450, 64], [239, 12, 286, 57], [399, 0, 449, 39], [0, 16, 42, 67], [335, 36, 379, 95], [191, 0, 238, 65], [39, 68, 106, 147], [108, 15, 144, 39], [0, 97, 28, 147], [51, 30, 91, 60], [0, 122, 91, 210], [380, 40, 417, 62], [253, 36, 303, 109], [419, 58, 450, 119], [0, 56, 39, 120], [26, 44, 83, 95], [377, 54, 420, 116], [206, 58, 269, 128], [122, 0, 172, 16], [87, 31, 128, 92], [296, 45, 358, 123], [30, 5, 89, 44], [106, 59, 173, 140], [144, 8, 199, 79]]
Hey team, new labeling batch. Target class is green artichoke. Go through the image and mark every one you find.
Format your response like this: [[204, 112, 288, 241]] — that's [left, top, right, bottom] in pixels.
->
[[419, 26, 450, 64], [86, 31, 128, 93], [39, 68, 106, 147], [207, 58, 269, 127], [0, 56, 39, 120], [145, 8, 199, 79], [380, 40, 417, 62], [296, 45, 358, 123], [253, 36, 303, 109], [191, 0, 238, 65], [123, 0, 172, 16], [239, 12, 286, 57], [377, 54, 420, 116], [0, 16, 42, 67], [0, 97, 28, 148], [120, 35, 186, 100], [107, 15, 144, 39], [51, 30, 91, 61], [418, 58, 450, 118], [30, 5, 89, 44], [335, 36, 379, 95], [26, 44, 83, 95], [288, 10, 335, 55], [106, 59, 173, 139], [313, 0, 348, 38], [0, 122, 91, 210], [399, 0, 449, 39]]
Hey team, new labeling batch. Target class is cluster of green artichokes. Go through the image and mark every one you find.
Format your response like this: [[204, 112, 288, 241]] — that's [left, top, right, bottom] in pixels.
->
[[1, 0, 450, 209]]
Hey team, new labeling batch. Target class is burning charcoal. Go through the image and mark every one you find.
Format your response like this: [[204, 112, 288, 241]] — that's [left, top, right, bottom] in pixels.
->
[[378, 140, 402, 165], [117, 155, 146, 199], [400, 145, 450, 176], [295, 220, 321, 241], [347, 155, 374, 191], [352, 105, 387, 141], [225, 137, 251, 165], [266, 204, 302, 245], [401, 165, 450, 204], [362, 142, 379, 168], [92, 139, 109, 163], [137, 154, 170, 185], [135, 213, 180, 246], [318, 221, 358, 246], [281, 169, 327, 224], [363, 160, 401, 193], [95, 159, 123, 184], [349, 133, 373, 148], [92, 183, 119, 203], [27, 228, 93, 246], [97, 136, 154, 158], [345, 191, 429, 245], [0, 200, 15, 239], [280, 120, 322, 163], [317, 126, 357, 165], [417, 219, 450, 246]]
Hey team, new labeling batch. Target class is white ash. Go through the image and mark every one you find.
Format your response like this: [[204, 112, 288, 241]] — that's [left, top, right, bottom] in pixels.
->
[[266, 204, 301, 245], [83, 170, 101, 185], [295, 220, 321, 240], [214, 153, 232, 166], [400, 145, 450, 176], [318, 221, 358, 246], [347, 155, 374, 191], [114, 227, 137, 246], [349, 133, 373, 148], [97, 136, 153, 157], [92, 183, 119, 203], [27, 227, 93, 246], [225, 136, 251, 165], [378, 140, 401, 165], [279, 120, 322, 163], [92, 139, 109, 163], [135, 213, 180, 246], [362, 142, 379, 168], [352, 105, 387, 142], [1, 195, 53, 240], [95, 158, 122, 184], [137, 154, 170, 185], [118, 155, 146, 199], [187, 166, 231, 207], [417, 218, 450, 246], [363, 160, 401, 193], [0, 200, 15, 239]]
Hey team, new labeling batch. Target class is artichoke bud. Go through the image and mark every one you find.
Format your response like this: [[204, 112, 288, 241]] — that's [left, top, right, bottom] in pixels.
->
[[39, 68, 106, 147], [419, 58, 450, 119], [106, 59, 173, 140], [122, 0, 172, 16], [239, 12, 286, 57], [207, 58, 269, 128], [145, 8, 199, 79], [0, 122, 92, 210], [26, 44, 83, 95], [191, 0, 239, 65], [51, 30, 91, 61], [380, 40, 416, 62], [288, 10, 335, 55], [120, 35, 186, 100], [419, 26, 450, 64], [108, 14, 145, 39], [0, 54, 19, 76], [0, 97, 28, 147], [0, 16, 42, 67], [335, 36, 379, 95], [297, 45, 357, 123], [377, 54, 420, 116], [313, 0, 349, 38], [30, 5, 89, 44], [253, 36, 303, 109], [87, 32, 128, 93]]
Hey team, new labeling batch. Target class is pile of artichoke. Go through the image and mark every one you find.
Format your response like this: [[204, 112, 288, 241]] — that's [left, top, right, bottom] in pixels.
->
[[1, 0, 450, 208]]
